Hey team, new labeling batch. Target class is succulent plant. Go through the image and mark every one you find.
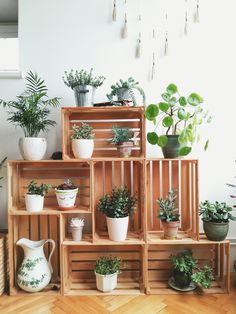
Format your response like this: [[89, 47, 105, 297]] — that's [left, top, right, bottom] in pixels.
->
[[63, 68, 106, 89], [157, 189, 180, 222], [70, 217, 85, 228], [109, 126, 134, 145], [56, 179, 77, 190]]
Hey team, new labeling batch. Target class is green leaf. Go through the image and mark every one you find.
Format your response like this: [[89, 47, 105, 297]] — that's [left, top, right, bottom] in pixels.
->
[[204, 139, 209, 151], [157, 135, 168, 147], [162, 116, 174, 127], [177, 108, 188, 120], [147, 132, 158, 145], [161, 93, 170, 102], [145, 104, 159, 121], [187, 93, 203, 106], [179, 96, 187, 106], [169, 97, 177, 106], [166, 83, 178, 95], [159, 102, 169, 112], [179, 146, 192, 156]]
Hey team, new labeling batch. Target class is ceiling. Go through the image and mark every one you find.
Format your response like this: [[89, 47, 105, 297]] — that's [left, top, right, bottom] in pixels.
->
[[0, 0, 18, 23]]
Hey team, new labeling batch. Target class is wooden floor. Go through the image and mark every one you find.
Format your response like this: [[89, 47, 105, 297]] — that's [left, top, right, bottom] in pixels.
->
[[0, 279, 235, 314]]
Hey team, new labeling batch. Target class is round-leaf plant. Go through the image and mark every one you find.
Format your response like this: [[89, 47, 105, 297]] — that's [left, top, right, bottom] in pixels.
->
[[199, 200, 236, 223], [145, 83, 212, 156]]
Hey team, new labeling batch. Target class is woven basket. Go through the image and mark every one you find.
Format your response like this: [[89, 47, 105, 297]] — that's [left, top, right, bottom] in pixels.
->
[[0, 233, 8, 295]]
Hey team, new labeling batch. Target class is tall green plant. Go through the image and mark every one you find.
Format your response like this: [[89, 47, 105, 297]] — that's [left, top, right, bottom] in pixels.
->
[[0, 157, 7, 189], [0, 71, 60, 137]]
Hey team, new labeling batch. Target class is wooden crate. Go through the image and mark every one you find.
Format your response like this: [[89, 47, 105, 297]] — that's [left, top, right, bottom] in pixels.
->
[[61, 244, 145, 295], [93, 160, 145, 244], [146, 159, 199, 242], [61, 106, 146, 159], [146, 241, 230, 294]]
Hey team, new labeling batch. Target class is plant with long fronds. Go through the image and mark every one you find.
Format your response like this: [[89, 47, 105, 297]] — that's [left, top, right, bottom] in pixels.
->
[[0, 71, 60, 137]]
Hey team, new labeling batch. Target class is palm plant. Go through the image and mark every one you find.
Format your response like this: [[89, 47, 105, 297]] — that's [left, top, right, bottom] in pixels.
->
[[0, 157, 7, 188], [0, 71, 60, 137]]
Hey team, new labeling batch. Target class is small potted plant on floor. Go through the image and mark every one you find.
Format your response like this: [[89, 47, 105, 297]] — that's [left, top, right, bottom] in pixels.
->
[[0, 71, 60, 160], [94, 256, 122, 292], [107, 77, 145, 106], [157, 189, 180, 239], [199, 200, 236, 241], [109, 126, 136, 158], [25, 180, 52, 212], [97, 187, 136, 241], [62, 68, 105, 107], [70, 218, 85, 241], [71, 123, 94, 159], [145, 83, 211, 158], [55, 179, 78, 209]]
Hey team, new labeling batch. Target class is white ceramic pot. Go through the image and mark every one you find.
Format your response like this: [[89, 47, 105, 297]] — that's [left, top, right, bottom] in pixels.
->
[[16, 238, 55, 292], [19, 137, 47, 160], [106, 216, 129, 241], [72, 139, 94, 159], [71, 226, 83, 241], [25, 194, 44, 212], [55, 188, 78, 208], [95, 271, 118, 292]]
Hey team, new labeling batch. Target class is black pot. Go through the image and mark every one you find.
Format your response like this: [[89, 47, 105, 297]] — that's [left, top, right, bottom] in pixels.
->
[[173, 270, 192, 288], [162, 135, 182, 159]]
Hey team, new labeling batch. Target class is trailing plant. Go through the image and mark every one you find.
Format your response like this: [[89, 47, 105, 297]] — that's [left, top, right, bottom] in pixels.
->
[[62, 68, 106, 89], [97, 187, 136, 218], [157, 189, 180, 222], [56, 179, 77, 190], [27, 180, 52, 196], [145, 83, 212, 156], [0, 71, 60, 137], [199, 200, 236, 223], [95, 256, 122, 275], [71, 123, 94, 140], [191, 265, 215, 289], [109, 126, 134, 145], [0, 157, 7, 188], [106, 77, 146, 106]]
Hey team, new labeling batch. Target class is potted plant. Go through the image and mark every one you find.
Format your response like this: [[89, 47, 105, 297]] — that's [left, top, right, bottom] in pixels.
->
[[71, 123, 94, 159], [170, 250, 214, 291], [97, 187, 136, 241], [62, 68, 105, 107], [157, 189, 180, 239], [70, 218, 85, 242], [145, 83, 211, 158], [199, 200, 236, 241], [55, 179, 78, 209], [94, 256, 122, 292], [0, 157, 7, 189], [106, 77, 146, 106], [25, 180, 52, 212], [0, 71, 60, 160], [109, 126, 136, 158]]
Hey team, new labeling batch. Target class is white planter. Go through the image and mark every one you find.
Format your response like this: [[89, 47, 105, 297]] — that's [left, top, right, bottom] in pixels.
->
[[72, 139, 94, 159], [25, 194, 44, 212], [95, 271, 118, 292], [55, 188, 78, 208], [19, 137, 47, 160], [106, 216, 129, 241], [71, 226, 83, 241]]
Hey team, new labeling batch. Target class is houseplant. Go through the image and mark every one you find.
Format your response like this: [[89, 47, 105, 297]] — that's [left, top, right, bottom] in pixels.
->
[[107, 77, 145, 106], [55, 179, 78, 209], [0, 71, 60, 160], [157, 189, 180, 239], [97, 187, 136, 241], [170, 249, 214, 291], [109, 126, 135, 158], [145, 83, 211, 158], [63, 68, 105, 107], [199, 200, 236, 241], [25, 180, 52, 212], [94, 256, 122, 292], [71, 123, 94, 159], [0, 157, 7, 189], [70, 218, 84, 242]]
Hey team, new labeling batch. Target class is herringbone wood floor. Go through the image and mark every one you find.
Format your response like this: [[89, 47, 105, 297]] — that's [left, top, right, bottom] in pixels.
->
[[0, 280, 235, 314]]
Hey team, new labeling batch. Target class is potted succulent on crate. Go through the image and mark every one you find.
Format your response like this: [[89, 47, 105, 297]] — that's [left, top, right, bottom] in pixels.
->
[[55, 179, 78, 209], [145, 83, 211, 158], [0, 71, 60, 160], [25, 180, 52, 212], [199, 200, 236, 241], [70, 217, 85, 242], [109, 126, 136, 158], [94, 256, 122, 292], [62, 68, 105, 107], [71, 123, 94, 159], [106, 77, 145, 106], [169, 249, 214, 292], [97, 187, 136, 241], [157, 189, 180, 239]]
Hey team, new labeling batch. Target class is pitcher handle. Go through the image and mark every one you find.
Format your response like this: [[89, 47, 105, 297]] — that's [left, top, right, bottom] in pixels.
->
[[45, 239, 55, 274]]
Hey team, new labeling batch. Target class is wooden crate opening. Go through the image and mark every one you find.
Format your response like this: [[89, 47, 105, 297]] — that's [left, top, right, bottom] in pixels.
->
[[146, 242, 230, 294], [93, 160, 145, 243], [62, 245, 144, 295], [146, 159, 199, 242], [62, 107, 145, 159]]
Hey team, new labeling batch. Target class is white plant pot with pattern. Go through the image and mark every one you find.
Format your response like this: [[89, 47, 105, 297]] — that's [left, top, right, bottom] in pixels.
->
[[106, 216, 129, 241], [72, 139, 94, 159], [95, 271, 118, 292], [25, 194, 44, 212], [19, 137, 47, 160], [55, 188, 78, 208]]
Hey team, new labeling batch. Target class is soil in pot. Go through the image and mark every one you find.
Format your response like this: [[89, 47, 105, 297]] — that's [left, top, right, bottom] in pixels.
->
[[116, 142, 133, 158], [162, 221, 180, 239], [161, 135, 183, 159], [203, 221, 229, 241], [173, 270, 192, 289]]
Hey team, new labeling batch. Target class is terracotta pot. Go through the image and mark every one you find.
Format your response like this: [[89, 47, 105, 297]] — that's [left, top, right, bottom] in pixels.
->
[[116, 142, 133, 158], [162, 221, 180, 239]]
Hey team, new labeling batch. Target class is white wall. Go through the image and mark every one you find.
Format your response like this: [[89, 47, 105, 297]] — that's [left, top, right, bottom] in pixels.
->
[[0, 0, 236, 266]]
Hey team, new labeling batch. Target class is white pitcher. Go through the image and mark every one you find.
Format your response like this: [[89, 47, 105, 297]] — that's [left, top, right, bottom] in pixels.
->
[[16, 238, 55, 292]]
